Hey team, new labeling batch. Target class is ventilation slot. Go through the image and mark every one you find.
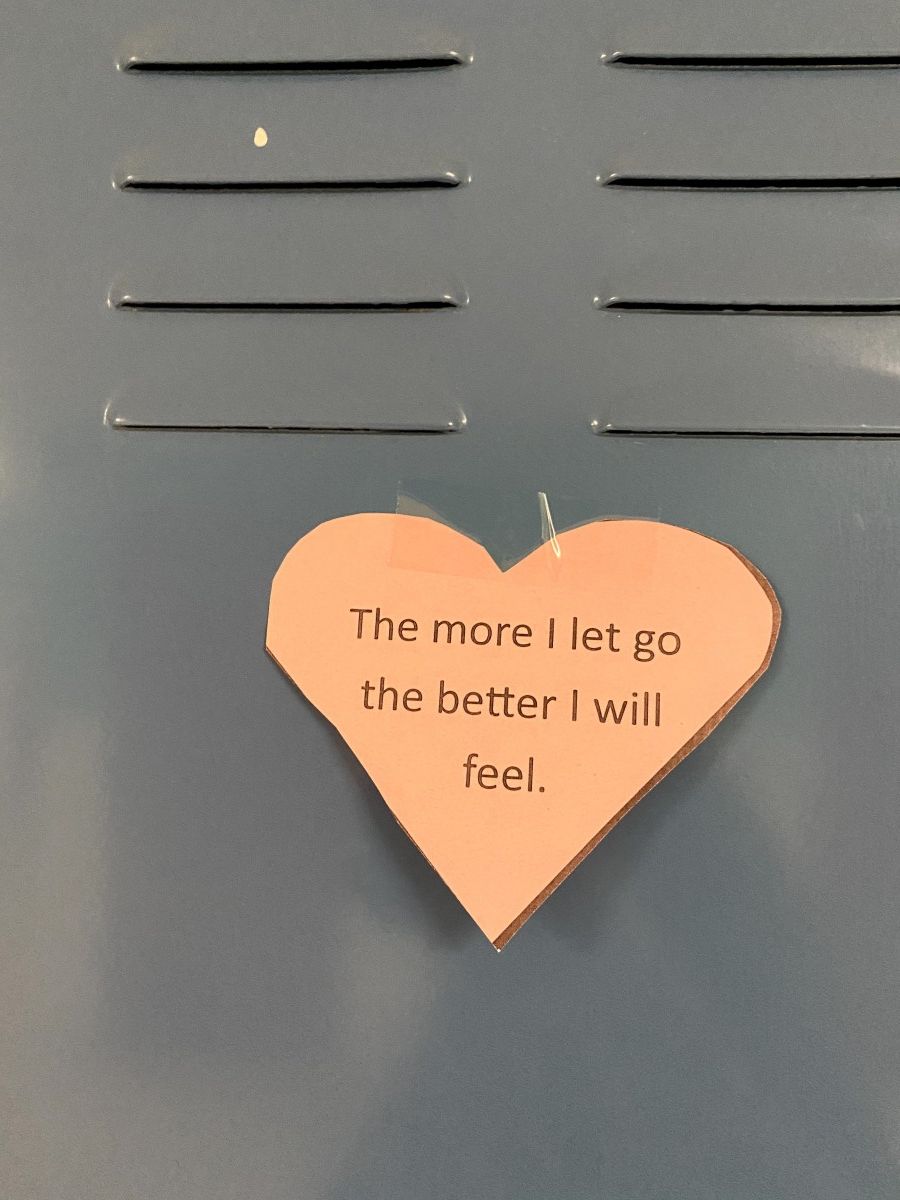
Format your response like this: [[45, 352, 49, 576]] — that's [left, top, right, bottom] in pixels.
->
[[104, 390, 466, 435], [603, 173, 900, 192], [602, 52, 900, 70], [111, 293, 463, 314], [600, 298, 900, 315], [107, 415, 464, 434], [121, 52, 467, 74], [118, 170, 465, 193], [595, 424, 897, 439]]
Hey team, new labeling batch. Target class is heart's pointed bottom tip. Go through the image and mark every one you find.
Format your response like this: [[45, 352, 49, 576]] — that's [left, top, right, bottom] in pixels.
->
[[490, 923, 519, 952]]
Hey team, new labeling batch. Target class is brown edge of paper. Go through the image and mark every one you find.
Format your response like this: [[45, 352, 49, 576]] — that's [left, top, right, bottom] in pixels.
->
[[266, 519, 782, 954], [490, 543, 782, 950]]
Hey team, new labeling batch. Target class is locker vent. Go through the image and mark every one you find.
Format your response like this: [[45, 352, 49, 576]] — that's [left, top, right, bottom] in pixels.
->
[[121, 51, 468, 74], [603, 52, 900, 70], [108, 31, 469, 433], [603, 173, 900, 191]]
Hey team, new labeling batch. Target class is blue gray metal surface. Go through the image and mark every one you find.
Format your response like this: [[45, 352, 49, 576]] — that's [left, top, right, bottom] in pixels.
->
[[2, 2, 899, 1197]]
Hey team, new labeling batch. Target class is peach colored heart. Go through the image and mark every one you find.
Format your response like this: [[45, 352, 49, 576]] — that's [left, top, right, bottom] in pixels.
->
[[267, 515, 780, 949]]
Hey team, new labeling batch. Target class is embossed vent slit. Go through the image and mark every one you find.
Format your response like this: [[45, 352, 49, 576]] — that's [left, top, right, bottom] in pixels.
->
[[603, 173, 900, 191], [107, 414, 465, 434], [601, 299, 900, 314], [118, 171, 465, 193], [112, 295, 462, 313], [593, 425, 900, 439], [603, 52, 900, 70], [121, 52, 467, 74]]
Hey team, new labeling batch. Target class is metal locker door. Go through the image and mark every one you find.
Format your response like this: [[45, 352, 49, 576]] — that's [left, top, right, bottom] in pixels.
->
[[2, 2, 898, 1197]]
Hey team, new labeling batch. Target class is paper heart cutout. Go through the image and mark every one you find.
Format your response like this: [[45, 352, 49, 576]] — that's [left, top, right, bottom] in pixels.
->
[[267, 515, 780, 948]]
